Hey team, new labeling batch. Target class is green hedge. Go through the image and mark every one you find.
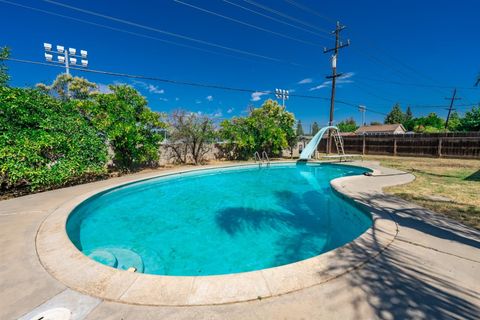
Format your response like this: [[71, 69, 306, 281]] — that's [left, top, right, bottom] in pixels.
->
[[0, 86, 108, 195]]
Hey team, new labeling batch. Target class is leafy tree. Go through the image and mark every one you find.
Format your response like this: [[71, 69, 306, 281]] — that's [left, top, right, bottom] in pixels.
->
[[0, 86, 108, 194], [166, 110, 216, 165], [403, 106, 415, 130], [220, 99, 296, 159], [37, 73, 97, 101], [311, 121, 320, 135], [460, 106, 480, 131], [370, 121, 382, 126], [412, 112, 445, 132], [337, 117, 358, 132], [0, 46, 10, 87], [77, 85, 166, 170], [296, 120, 304, 136], [446, 111, 461, 131], [385, 103, 405, 124]]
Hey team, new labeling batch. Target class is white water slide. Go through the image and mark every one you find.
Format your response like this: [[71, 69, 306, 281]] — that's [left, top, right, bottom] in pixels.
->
[[299, 126, 343, 160]]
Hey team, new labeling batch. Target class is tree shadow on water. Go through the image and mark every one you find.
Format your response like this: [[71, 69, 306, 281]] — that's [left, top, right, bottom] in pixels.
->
[[215, 190, 333, 266]]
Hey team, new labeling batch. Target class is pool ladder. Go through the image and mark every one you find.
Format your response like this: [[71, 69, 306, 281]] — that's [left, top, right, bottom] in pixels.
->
[[254, 151, 270, 167]]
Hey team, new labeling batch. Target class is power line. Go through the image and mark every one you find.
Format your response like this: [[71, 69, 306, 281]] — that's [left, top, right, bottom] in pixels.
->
[[173, 0, 323, 47], [278, 1, 461, 96], [0, 0, 263, 64], [39, 0, 289, 63], [354, 75, 479, 90], [241, 0, 332, 35], [222, 0, 330, 40], [4, 56, 389, 116], [283, 0, 337, 24]]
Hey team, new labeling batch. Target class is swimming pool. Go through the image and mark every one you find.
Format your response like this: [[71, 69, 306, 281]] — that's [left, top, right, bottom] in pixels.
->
[[66, 163, 372, 276]]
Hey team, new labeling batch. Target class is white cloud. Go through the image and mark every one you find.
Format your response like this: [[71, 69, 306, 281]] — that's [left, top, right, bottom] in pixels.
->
[[96, 83, 112, 94], [251, 91, 268, 102], [206, 95, 213, 102], [309, 81, 330, 91], [159, 97, 168, 102], [309, 72, 355, 91], [175, 97, 180, 101], [341, 72, 355, 79], [213, 110, 223, 118], [227, 107, 234, 114], [132, 80, 165, 94], [337, 72, 355, 84], [147, 84, 164, 94], [298, 78, 313, 84], [195, 99, 202, 104]]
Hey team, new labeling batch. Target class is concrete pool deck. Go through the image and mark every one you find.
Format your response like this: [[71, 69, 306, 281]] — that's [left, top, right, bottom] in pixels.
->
[[1, 161, 479, 319]]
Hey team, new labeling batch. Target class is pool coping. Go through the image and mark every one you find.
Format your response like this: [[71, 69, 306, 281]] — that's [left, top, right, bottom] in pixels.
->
[[35, 161, 402, 306]]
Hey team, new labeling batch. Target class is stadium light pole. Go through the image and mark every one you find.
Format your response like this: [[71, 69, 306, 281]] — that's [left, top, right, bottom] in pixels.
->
[[275, 88, 289, 108], [43, 42, 89, 75]]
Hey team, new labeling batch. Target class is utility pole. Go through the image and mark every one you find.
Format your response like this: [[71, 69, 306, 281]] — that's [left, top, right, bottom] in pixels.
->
[[444, 88, 460, 130], [359, 105, 366, 126], [324, 21, 350, 154]]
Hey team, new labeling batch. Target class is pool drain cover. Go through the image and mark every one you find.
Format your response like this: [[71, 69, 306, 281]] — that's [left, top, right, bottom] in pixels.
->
[[28, 307, 71, 320]]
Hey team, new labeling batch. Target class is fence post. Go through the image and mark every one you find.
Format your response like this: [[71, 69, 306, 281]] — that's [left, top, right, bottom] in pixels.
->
[[362, 135, 366, 155], [393, 138, 397, 156], [438, 138, 442, 158]]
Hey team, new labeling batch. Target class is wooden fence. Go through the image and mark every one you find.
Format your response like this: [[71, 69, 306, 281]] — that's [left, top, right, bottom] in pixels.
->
[[316, 132, 480, 159]]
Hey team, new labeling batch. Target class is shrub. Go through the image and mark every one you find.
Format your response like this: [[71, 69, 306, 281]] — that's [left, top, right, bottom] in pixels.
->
[[0, 86, 108, 194]]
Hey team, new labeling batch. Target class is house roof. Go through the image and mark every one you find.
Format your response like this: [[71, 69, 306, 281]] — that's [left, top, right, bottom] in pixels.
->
[[355, 124, 406, 134]]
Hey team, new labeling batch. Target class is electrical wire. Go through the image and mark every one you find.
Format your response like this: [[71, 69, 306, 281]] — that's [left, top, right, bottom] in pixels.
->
[[4, 57, 389, 116], [0, 0, 263, 64], [39, 0, 288, 63], [241, 0, 332, 35], [173, 0, 323, 47], [222, 0, 331, 40]]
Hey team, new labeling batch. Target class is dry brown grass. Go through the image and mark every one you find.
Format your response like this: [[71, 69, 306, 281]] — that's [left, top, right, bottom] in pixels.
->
[[365, 155, 480, 230]]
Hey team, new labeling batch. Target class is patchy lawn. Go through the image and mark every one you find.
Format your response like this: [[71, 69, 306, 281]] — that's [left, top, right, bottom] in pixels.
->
[[365, 155, 480, 230]]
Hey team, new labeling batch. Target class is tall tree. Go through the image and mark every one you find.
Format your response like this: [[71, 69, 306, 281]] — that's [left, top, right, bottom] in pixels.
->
[[403, 106, 415, 131], [447, 111, 461, 131], [37, 74, 97, 101], [0, 46, 10, 87], [219, 99, 296, 159], [296, 120, 304, 136], [311, 121, 320, 135], [385, 103, 405, 124], [460, 106, 480, 131], [413, 112, 445, 132], [78, 85, 166, 170], [337, 117, 358, 132]]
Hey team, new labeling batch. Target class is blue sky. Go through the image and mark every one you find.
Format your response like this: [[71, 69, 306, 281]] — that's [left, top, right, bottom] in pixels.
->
[[1, 0, 479, 128]]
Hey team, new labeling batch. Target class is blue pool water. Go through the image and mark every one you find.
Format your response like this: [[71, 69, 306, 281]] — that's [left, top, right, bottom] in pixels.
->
[[67, 163, 372, 276]]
